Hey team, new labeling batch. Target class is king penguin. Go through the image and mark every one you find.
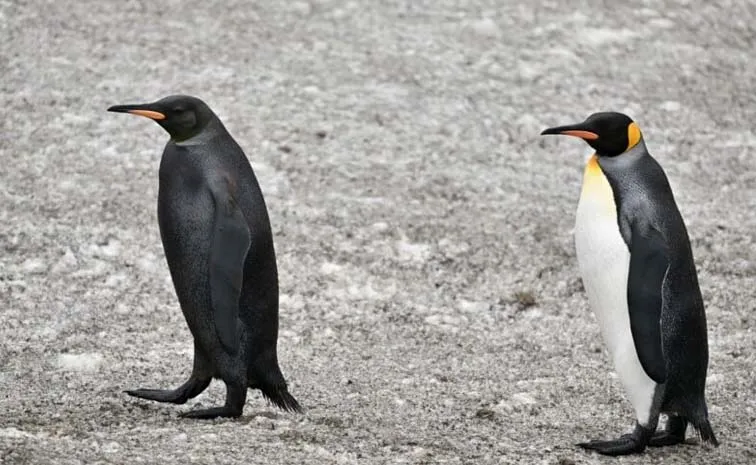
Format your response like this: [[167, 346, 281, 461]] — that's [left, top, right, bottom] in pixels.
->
[[108, 95, 301, 419], [540, 112, 718, 455]]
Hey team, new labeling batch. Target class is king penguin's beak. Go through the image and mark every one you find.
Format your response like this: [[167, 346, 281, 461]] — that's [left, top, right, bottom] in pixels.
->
[[107, 104, 166, 121], [540, 124, 599, 141]]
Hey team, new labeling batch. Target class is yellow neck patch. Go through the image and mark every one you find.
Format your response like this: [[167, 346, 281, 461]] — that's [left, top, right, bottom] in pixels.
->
[[584, 154, 602, 177], [580, 155, 616, 214], [627, 122, 641, 151]]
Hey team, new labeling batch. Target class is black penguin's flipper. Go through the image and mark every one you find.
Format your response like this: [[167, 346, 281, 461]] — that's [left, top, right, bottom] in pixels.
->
[[649, 415, 688, 447], [578, 423, 654, 456], [627, 223, 669, 384], [208, 175, 252, 355], [126, 377, 211, 404]]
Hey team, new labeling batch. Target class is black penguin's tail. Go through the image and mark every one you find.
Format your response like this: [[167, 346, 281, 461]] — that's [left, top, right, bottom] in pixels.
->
[[260, 383, 303, 413], [691, 415, 719, 447], [250, 351, 303, 413]]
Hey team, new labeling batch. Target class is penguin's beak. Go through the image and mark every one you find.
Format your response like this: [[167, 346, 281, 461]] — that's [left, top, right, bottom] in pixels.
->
[[107, 103, 166, 121], [540, 124, 599, 141]]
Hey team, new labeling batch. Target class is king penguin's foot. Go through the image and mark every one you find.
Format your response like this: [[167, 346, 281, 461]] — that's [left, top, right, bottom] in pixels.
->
[[126, 377, 210, 404], [179, 381, 246, 420], [578, 423, 654, 456], [649, 415, 687, 447]]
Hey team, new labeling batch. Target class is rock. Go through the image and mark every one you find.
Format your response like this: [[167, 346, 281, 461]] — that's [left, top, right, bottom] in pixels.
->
[[20, 258, 47, 275], [511, 392, 537, 406], [475, 408, 495, 419], [57, 353, 104, 372], [395, 240, 431, 262], [467, 18, 501, 38], [320, 262, 343, 274], [51, 248, 78, 274], [659, 101, 681, 112], [290, 2, 312, 16]]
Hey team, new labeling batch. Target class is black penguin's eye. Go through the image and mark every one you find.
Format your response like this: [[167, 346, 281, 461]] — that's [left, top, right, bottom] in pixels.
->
[[171, 106, 197, 129]]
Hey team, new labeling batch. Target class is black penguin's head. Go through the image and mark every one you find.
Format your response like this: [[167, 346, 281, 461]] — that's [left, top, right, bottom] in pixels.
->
[[108, 95, 217, 141], [540, 112, 642, 157]]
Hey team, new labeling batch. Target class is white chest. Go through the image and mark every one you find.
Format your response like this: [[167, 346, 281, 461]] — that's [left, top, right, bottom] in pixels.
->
[[573, 155, 658, 424], [574, 158, 630, 350], [574, 156, 631, 352]]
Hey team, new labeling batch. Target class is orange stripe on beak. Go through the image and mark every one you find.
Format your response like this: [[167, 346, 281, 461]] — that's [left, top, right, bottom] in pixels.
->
[[560, 130, 599, 140], [128, 109, 166, 120]]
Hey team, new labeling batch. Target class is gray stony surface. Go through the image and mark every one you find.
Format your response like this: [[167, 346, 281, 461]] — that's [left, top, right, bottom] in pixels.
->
[[1, 0, 755, 463]]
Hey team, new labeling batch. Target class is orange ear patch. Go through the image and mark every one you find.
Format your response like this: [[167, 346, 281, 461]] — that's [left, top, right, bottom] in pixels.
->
[[627, 122, 641, 150], [561, 130, 599, 140], [128, 109, 166, 120]]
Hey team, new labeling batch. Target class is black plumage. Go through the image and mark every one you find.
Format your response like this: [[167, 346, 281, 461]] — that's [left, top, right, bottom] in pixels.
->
[[108, 95, 301, 418]]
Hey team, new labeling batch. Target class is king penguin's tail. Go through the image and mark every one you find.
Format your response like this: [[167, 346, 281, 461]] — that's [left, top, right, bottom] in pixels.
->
[[691, 414, 719, 447]]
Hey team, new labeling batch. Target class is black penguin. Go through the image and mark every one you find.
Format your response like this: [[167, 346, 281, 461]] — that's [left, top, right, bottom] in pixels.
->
[[541, 112, 718, 455], [108, 95, 301, 419]]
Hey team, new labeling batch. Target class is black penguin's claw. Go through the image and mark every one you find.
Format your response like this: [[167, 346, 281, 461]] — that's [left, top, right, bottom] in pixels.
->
[[179, 406, 243, 420], [126, 388, 189, 404], [577, 434, 646, 456]]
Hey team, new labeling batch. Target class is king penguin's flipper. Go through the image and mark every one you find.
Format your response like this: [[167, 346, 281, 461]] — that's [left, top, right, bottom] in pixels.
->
[[627, 223, 668, 384], [208, 175, 252, 355]]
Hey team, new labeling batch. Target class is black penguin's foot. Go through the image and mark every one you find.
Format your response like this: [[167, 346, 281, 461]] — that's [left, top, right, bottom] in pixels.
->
[[649, 415, 688, 447], [578, 423, 654, 456], [179, 405, 243, 419], [180, 380, 247, 419], [126, 377, 211, 404], [648, 431, 685, 447]]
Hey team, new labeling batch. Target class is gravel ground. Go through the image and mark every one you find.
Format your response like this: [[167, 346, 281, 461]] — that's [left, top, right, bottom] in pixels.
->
[[2, 0, 755, 464]]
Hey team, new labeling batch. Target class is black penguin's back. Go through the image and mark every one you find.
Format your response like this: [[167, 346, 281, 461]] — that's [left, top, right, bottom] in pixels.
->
[[111, 94, 301, 417], [160, 124, 298, 412]]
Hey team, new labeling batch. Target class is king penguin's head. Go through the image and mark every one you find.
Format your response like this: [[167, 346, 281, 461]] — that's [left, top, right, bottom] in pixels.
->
[[108, 95, 216, 141], [540, 112, 642, 157]]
